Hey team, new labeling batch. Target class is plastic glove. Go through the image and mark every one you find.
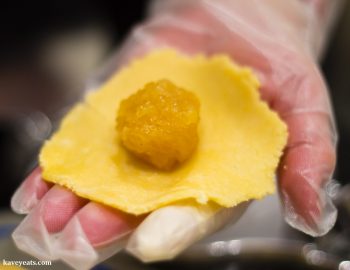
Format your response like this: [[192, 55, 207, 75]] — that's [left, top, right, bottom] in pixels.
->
[[11, 0, 342, 269]]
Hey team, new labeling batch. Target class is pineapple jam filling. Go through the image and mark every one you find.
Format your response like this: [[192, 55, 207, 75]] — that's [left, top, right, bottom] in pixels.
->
[[117, 79, 200, 170]]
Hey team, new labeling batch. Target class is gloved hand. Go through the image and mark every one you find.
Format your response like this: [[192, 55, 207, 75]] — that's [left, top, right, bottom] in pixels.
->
[[11, 0, 341, 269]]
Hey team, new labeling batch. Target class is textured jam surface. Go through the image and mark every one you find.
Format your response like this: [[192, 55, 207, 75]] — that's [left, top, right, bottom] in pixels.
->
[[117, 79, 200, 170]]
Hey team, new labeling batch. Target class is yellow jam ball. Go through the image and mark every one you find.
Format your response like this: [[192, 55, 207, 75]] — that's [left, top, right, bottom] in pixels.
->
[[117, 79, 200, 170]]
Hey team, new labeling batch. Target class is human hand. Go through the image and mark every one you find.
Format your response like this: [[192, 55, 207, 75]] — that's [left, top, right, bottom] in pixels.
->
[[11, 0, 340, 269]]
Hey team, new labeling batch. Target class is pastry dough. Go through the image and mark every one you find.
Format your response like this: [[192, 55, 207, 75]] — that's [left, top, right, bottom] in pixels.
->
[[40, 49, 287, 215]]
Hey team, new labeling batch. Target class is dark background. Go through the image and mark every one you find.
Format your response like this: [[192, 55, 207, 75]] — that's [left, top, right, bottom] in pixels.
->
[[0, 0, 349, 209], [0, 1, 149, 207]]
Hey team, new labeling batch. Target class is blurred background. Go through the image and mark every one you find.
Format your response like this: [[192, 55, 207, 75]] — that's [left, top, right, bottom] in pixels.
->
[[0, 0, 350, 269]]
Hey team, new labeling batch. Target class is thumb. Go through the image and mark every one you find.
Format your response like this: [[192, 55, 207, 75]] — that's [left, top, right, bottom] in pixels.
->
[[126, 202, 248, 262]]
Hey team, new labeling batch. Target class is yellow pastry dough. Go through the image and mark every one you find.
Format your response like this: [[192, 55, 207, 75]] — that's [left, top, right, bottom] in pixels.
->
[[39, 49, 288, 215]]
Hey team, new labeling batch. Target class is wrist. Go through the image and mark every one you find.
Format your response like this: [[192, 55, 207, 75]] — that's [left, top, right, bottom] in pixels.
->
[[148, 0, 344, 60]]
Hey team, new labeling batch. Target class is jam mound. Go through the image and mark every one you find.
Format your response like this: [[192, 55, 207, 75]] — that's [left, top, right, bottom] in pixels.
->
[[117, 79, 200, 170]]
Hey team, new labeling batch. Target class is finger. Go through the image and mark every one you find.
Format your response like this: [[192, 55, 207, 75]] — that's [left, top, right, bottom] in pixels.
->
[[12, 185, 87, 260], [41, 186, 88, 233], [11, 167, 53, 214], [126, 202, 248, 263], [279, 111, 337, 236], [54, 202, 142, 269], [274, 67, 338, 236]]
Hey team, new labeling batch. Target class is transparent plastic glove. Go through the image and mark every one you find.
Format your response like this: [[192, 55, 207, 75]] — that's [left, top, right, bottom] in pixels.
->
[[11, 0, 343, 268], [122, 0, 339, 237], [91, 0, 341, 237]]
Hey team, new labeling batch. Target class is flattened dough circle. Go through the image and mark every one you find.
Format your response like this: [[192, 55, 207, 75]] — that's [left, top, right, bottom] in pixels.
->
[[40, 49, 288, 215]]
